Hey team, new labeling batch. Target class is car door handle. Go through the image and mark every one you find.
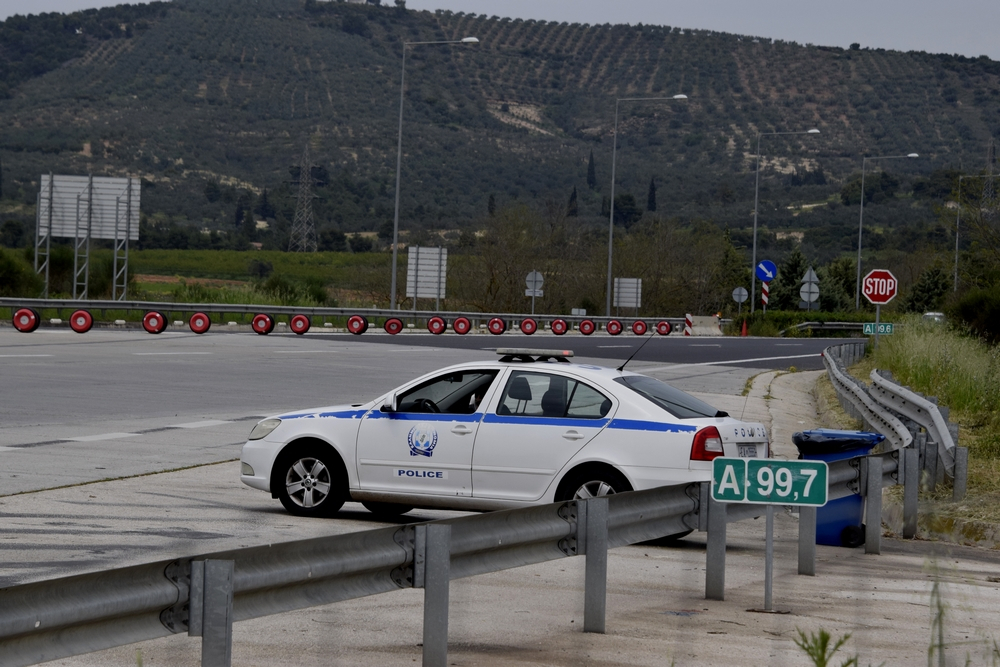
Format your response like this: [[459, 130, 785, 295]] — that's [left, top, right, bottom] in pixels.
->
[[451, 425, 474, 435], [562, 430, 586, 441]]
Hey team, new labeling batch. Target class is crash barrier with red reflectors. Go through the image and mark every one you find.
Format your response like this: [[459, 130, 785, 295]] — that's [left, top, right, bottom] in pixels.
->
[[2, 298, 701, 338], [0, 445, 926, 667]]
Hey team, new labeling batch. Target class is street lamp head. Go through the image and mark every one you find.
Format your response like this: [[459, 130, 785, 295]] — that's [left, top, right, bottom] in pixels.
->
[[807, 128, 820, 134], [907, 153, 919, 158], [672, 94, 688, 100], [460, 37, 480, 43]]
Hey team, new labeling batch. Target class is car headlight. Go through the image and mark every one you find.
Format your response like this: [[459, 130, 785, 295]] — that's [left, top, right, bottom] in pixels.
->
[[248, 418, 281, 440]]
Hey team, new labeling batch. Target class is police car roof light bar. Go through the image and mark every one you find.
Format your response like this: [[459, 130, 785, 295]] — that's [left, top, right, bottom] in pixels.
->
[[496, 348, 574, 363]]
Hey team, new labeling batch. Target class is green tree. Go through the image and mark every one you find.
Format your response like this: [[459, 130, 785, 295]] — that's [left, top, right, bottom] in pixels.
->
[[713, 227, 750, 314], [771, 247, 809, 310], [840, 171, 900, 206], [204, 180, 221, 204], [613, 193, 642, 228], [646, 177, 656, 212], [586, 150, 596, 189], [566, 186, 578, 217], [487, 193, 496, 216], [819, 256, 856, 311], [904, 265, 950, 313]]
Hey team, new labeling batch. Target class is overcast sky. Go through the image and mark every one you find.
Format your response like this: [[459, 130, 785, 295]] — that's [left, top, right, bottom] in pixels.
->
[[2, 0, 998, 61]]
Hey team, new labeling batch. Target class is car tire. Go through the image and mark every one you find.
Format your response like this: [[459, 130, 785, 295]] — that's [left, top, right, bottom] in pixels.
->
[[275, 445, 347, 517], [519, 318, 537, 335], [290, 314, 311, 335], [579, 319, 596, 336], [655, 320, 672, 336], [551, 318, 568, 335], [384, 317, 404, 335], [605, 319, 623, 336], [361, 501, 414, 517], [487, 317, 506, 335], [840, 524, 865, 548], [555, 466, 632, 502], [452, 317, 471, 335], [69, 310, 94, 334], [427, 316, 447, 335], [143, 311, 167, 334], [346, 315, 368, 335], [189, 312, 211, 334], [252, 313, 275, 335], [12, 308, 40, 333], [631, 320, 647, 335]]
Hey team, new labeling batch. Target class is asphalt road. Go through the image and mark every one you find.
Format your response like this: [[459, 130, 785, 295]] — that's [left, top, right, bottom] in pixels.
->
[[312, 330, 835, 370]]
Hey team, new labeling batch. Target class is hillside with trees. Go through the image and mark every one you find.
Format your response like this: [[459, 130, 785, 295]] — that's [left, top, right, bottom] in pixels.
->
[[0, 0, 998, 324]]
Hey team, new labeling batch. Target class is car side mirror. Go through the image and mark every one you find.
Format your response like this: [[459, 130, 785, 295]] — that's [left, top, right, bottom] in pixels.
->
[[382, 395, 396, 413]]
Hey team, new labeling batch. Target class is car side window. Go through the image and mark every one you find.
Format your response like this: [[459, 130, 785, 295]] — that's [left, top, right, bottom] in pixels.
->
[[497, 371, 611, 419], [396, 371, 498, 414]]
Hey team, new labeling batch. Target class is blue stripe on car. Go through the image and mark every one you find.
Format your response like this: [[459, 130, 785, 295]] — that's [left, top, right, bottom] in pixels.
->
[[608, 419, 697, 433], [280, 409, 369, 420], [366, 412, 483, 423]]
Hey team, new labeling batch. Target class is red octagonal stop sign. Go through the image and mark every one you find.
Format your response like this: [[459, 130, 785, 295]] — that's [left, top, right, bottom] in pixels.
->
[[862, 269, 898, 305]]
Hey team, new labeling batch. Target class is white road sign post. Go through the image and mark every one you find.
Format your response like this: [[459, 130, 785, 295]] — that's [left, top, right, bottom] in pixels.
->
[[525, 271, 544, 314], [406, 246, 448, 311], [712, 457, 828, 611], [732, 286, 748, 316], [613, 277, 641, 315]]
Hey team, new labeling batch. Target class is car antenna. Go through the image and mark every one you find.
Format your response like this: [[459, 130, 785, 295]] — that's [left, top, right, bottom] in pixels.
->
[[616, 332, 656, 372]]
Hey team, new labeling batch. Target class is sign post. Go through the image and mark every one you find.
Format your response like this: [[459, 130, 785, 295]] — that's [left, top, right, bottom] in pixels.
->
[[755, 261, 777, 314], [862, 269, 897, 349], [712, 457, 828, 612], [525, 271, 544, 314], [732, 286, 748, 316]]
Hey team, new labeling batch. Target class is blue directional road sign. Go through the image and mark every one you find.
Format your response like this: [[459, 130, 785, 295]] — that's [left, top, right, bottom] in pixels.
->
[[755, 260, 777, 283]]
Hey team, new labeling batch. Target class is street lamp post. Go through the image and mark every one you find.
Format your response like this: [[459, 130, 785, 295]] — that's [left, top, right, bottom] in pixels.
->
[[749, 128, 820, 314], [854, 153, 919, 309], [389, 37, 479, 311], [606, 94, 687, 317]]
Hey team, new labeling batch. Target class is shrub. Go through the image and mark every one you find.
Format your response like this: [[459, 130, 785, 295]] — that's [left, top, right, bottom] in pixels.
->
[[0, 247, 44, 297], [949, 285, 1000, 344]]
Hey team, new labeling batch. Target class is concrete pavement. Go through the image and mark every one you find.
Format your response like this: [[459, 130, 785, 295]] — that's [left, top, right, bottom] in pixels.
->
[[5, 369, 998, 666]]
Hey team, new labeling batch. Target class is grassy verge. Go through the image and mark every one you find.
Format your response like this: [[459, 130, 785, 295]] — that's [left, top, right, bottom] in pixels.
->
[[848, 314, 1000, 523]]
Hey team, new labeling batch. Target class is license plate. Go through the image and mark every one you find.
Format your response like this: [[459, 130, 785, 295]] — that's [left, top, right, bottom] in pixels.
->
[[738, 445, 757, 458]]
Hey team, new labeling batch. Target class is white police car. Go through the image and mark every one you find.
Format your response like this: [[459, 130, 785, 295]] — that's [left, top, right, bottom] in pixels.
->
[[240, 348, 769, 518]]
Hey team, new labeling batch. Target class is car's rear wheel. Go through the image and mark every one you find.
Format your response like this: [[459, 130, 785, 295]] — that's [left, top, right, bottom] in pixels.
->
[[361, 501, 414, 517], [555, 467, 632, 501], [276, 446, 346, 517]]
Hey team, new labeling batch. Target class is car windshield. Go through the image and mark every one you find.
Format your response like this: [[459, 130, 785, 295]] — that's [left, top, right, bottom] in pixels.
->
[[614, 375, 727, 419]]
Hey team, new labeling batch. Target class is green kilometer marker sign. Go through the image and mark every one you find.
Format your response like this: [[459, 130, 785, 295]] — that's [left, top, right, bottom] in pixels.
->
[[711, 458, 829, 506], [863, 323, 894, 335]]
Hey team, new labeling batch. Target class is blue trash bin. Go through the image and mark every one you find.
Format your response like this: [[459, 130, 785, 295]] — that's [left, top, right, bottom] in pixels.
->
[[792, 429, 886, 548]]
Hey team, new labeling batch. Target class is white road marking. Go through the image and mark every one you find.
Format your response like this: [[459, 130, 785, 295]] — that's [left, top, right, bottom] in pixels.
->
[[775, 343, 804, 346], [0, 446, 21, 451], [169, 420, 234, 429], [63, 433, 139, 442], [639, 353, 821, 371], [132, 352, 214, 356], [0, 354, 54, 358], [273, 350, 340, 354], [689, 344, 722, 347], [597, 345, 632, 348]]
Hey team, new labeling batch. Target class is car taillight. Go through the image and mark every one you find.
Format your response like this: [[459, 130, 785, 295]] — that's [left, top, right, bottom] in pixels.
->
[[691, 426, 724, 461]]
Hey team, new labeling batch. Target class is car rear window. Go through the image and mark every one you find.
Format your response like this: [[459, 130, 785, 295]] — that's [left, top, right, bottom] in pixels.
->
[[614, 375, 727, 419]]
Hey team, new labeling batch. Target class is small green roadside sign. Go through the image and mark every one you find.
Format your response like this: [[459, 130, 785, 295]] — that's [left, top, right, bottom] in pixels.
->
[[712, 457, 828, 506], [863, 322, 893, 335]]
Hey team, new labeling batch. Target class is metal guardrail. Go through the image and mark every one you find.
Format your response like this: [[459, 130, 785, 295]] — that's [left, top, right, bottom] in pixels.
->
[[779, 321, 867, 336], [823, 342, 913, 449], [1, 449, 916, 667], [0, 297, 685, 332], [822, 342, 968, 503]]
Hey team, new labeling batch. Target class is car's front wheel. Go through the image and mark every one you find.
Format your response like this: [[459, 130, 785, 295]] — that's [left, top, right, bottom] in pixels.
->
[[556, 467, 632, 501], [276, 446, 346, 517]]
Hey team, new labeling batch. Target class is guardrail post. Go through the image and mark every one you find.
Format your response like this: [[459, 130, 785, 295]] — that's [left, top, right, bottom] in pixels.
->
[[422, 523, 452, 667], [583, 497, 609, 634], [187, 559, 234, 667], [903, 448, 919, 539], [705, 496, 727, 601], [865, 456, 883, 555], [798, 506, 816, 576], [925, 435, 938, 492], [953, 447, 968, 501]]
